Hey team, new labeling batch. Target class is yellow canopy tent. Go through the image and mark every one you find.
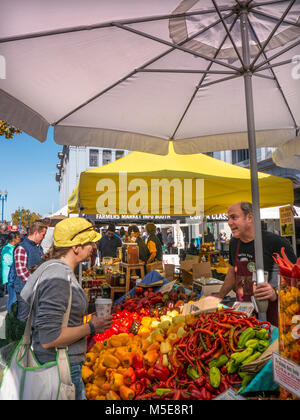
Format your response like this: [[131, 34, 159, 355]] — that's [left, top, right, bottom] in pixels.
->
[[68, 143, 293, 217]]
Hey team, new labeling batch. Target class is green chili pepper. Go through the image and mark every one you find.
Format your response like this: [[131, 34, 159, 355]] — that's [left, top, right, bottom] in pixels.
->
[[231, 347, 254, 365], [255, 328, 269, 340], [245, 339, 259, 349], [238, 328, 255, 348], [209, 354, 228, 369], [156, 388, 172, 396], [242, 351, 261, 365], [199, 332, 208, 351], [226, 359, 238, 374], [257, 339, 269, 352], [239, 373, 255, 393], [187, 365, 201, 380], [209, 367, 221, 389]]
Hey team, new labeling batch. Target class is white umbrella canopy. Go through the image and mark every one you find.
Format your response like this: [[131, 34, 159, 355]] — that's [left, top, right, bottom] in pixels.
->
[[0, 0, 299, 153]]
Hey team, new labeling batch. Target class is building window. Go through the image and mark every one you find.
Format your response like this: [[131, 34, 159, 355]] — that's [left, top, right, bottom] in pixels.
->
[[116, 150, 124, 160], [89, 149, 99, 167], [103, 150, 112, 165], [232, 149, 249, 164]]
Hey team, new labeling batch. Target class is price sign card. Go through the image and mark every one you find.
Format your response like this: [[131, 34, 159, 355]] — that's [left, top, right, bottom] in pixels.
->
[[273, 352, 300, 398], [232, 301, 255, 317]]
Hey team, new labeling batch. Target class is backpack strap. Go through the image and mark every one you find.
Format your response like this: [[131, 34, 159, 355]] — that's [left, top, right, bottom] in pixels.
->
[[22, 263, 72, 346]]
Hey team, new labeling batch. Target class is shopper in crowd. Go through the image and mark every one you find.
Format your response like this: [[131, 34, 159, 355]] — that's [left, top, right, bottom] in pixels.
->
[[216, 201, 296, 326], [0, 232, 21, 299], [128, 224, 150, 264], [219, 230, 227, 252], [0, 223, 9, 291], [166, 228, 174, 254], [156, 227, 164, 246], [20, 217, 113, 400], [8, 221, 47, 321], [188, 238, 198, 256], [145, 223, 163, 264], [98, 224, 122, 259], [11, 225, 19, 232], [204, 227, 215, 243]]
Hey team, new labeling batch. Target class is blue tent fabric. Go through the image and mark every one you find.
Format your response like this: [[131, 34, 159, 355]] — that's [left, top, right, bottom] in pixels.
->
[[114, 271, 169, 305], [242, 326, 279, 394]]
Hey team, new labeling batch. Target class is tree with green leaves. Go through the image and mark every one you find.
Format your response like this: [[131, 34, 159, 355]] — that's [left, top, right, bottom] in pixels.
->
[[0, 121, 21, 139], [11, 209, 41, 230]]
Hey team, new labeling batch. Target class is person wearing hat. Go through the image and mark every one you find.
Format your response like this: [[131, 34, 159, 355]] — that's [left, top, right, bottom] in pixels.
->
[[98, 223, 122, 260], [128, 224, 150, 264], [145, 223, 163, 264], [20, 218, 113, 400]]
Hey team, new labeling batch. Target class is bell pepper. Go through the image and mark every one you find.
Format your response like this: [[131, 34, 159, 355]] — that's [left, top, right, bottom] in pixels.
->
[[209, 367, 221, 389], [82, 365, 94, 383], [144, 349, 159, 366], [95, 395, 106, 400], [153, 364, 170, 382], [119, 385, 135, 400], [123, 367, 136, 386], [238, 328, 256, 348], [94, 359, 107, 377], [110, 372, 124, 391], [120, 352, 134, 367], [85, 352, 98, 367], [106, 390, 121, 400], [160, 341, 171, 354], [187, 365, 201, 380], [103, 354, 120, 369], [132, 352, 144, 369], [94, 376, 106, 389], [109, 333, 130, 347], [135, 367, 147, 379], [86, 384, 100, 400]]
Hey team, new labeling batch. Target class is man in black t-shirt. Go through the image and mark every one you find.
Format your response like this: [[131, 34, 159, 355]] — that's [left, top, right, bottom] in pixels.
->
[[216, 202, 296, 325]]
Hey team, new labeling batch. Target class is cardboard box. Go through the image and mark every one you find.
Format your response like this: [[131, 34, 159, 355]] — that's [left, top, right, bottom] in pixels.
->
[[180, 261, 212, 286]]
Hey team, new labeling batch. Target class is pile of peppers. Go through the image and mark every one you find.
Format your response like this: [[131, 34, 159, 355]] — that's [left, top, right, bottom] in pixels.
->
[[93, 310, 141, 343], [138, 308, 272, 400]]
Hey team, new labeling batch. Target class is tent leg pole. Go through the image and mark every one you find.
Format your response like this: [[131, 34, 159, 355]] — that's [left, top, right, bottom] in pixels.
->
[[240, 6, 268, 320], [78, 203, 83, 287]]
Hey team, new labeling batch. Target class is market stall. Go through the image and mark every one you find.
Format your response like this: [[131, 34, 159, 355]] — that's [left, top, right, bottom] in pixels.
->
[[82, 282, 280, 401]]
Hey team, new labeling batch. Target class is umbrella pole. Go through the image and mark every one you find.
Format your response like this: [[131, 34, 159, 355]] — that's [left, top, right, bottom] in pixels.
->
[[240, 5, 268, 320]]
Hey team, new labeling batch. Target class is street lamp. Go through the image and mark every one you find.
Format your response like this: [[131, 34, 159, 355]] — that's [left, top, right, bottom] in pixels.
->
[[0, 190, 8, 223], [18, 206, 24, 231]]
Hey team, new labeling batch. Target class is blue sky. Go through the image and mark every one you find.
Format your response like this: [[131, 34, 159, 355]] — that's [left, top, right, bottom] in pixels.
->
[[0, 127, 62, 221]]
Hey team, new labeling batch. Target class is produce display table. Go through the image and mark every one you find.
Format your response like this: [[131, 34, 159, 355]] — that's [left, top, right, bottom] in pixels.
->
[[83, 277, 278, 401], [199, 250, 220, 263], [120, 262, 145, 294]]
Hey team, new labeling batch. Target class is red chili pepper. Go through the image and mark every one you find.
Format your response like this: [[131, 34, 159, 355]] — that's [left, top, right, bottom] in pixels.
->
[[280, 247, 294, 269], [218, 331, 230, 358], [200, 339, 220, 360], [194, 375, 206, 389]]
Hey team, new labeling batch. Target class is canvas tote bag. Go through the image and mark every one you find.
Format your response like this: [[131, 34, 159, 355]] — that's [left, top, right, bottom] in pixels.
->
[[0, 263, 75, 400]]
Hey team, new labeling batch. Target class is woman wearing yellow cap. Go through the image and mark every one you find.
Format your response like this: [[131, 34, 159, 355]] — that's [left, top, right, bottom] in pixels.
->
[[21, 218, 113, 400]]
